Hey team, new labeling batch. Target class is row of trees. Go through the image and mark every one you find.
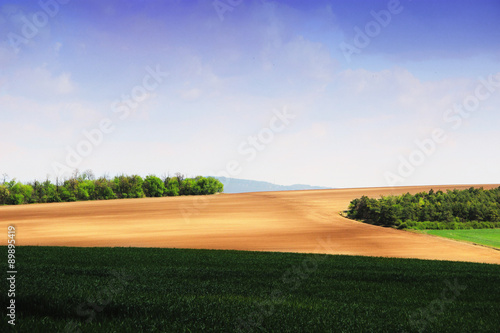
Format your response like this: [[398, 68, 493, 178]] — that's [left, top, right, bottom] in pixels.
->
[[347, 187, 500, 230], [0, 171, 223, 205]]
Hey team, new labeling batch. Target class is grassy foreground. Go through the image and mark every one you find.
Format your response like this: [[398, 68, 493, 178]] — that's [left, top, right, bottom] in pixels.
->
[[425, 229, 500, 249], [2, 247, 499, 332]]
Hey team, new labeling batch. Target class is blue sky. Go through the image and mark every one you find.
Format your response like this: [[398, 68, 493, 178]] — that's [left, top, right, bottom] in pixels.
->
[[0, 0, 499, 188]]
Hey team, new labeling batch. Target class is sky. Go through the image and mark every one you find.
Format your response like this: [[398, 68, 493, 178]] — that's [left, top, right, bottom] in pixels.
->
[[0, 0, 499, 188]]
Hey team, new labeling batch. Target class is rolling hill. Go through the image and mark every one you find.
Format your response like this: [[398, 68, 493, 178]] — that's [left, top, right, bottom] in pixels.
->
[[215, 176, 331, 193], [1, 184, 499, 264]]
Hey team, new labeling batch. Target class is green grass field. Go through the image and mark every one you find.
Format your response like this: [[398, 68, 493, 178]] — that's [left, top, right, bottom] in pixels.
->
[[425, 229, 500, 249], [2, 246, 499, 332]]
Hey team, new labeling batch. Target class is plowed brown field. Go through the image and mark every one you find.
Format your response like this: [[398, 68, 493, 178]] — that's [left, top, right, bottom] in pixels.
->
[[1, 184, 499, 264]]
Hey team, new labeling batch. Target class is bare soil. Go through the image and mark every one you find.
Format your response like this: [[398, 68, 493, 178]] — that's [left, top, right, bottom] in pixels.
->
[[1, 184, 499, 264]]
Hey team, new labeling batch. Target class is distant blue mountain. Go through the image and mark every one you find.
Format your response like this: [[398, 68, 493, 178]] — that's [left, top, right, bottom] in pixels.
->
[[215, 177, 332, 194]]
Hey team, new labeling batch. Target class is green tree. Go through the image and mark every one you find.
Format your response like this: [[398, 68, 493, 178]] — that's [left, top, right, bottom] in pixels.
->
[[7, 181, 33, 205], [113, 175, 144, 198], [60, 178, 79, 202], [0, 185, 10, 205], [43, 179, 60, 203], [143, 175, 165, 197], [195, 176, 224, 195], [165, 177, 180, 196], [94, 178, 116, 200], [0, 173, 226, 205], [347, 186, 500, 230], [180, 178, 198, 195], [59, 186, 77, 202], [30, 180, 44, 203], [77, 180, 96, 201]]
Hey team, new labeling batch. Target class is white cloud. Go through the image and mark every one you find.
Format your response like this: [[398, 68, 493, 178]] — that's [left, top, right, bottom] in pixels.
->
[[282, 36, 337, 81], [5, 66, 76, 99], [55, 72, 74, 94], [0, 95, 103, 127], [179, 88, 202, 101]]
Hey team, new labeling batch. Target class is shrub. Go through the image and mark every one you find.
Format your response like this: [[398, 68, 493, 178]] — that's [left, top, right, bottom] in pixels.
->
[[346, 187, 500, 230]]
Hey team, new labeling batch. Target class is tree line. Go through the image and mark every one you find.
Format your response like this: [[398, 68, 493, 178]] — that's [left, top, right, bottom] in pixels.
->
[[347, 187, 500, 230], [0, 171, 223, 205]]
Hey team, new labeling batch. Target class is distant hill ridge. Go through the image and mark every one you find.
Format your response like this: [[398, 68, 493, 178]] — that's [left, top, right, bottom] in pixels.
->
[[215, 177, 331, 194]]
